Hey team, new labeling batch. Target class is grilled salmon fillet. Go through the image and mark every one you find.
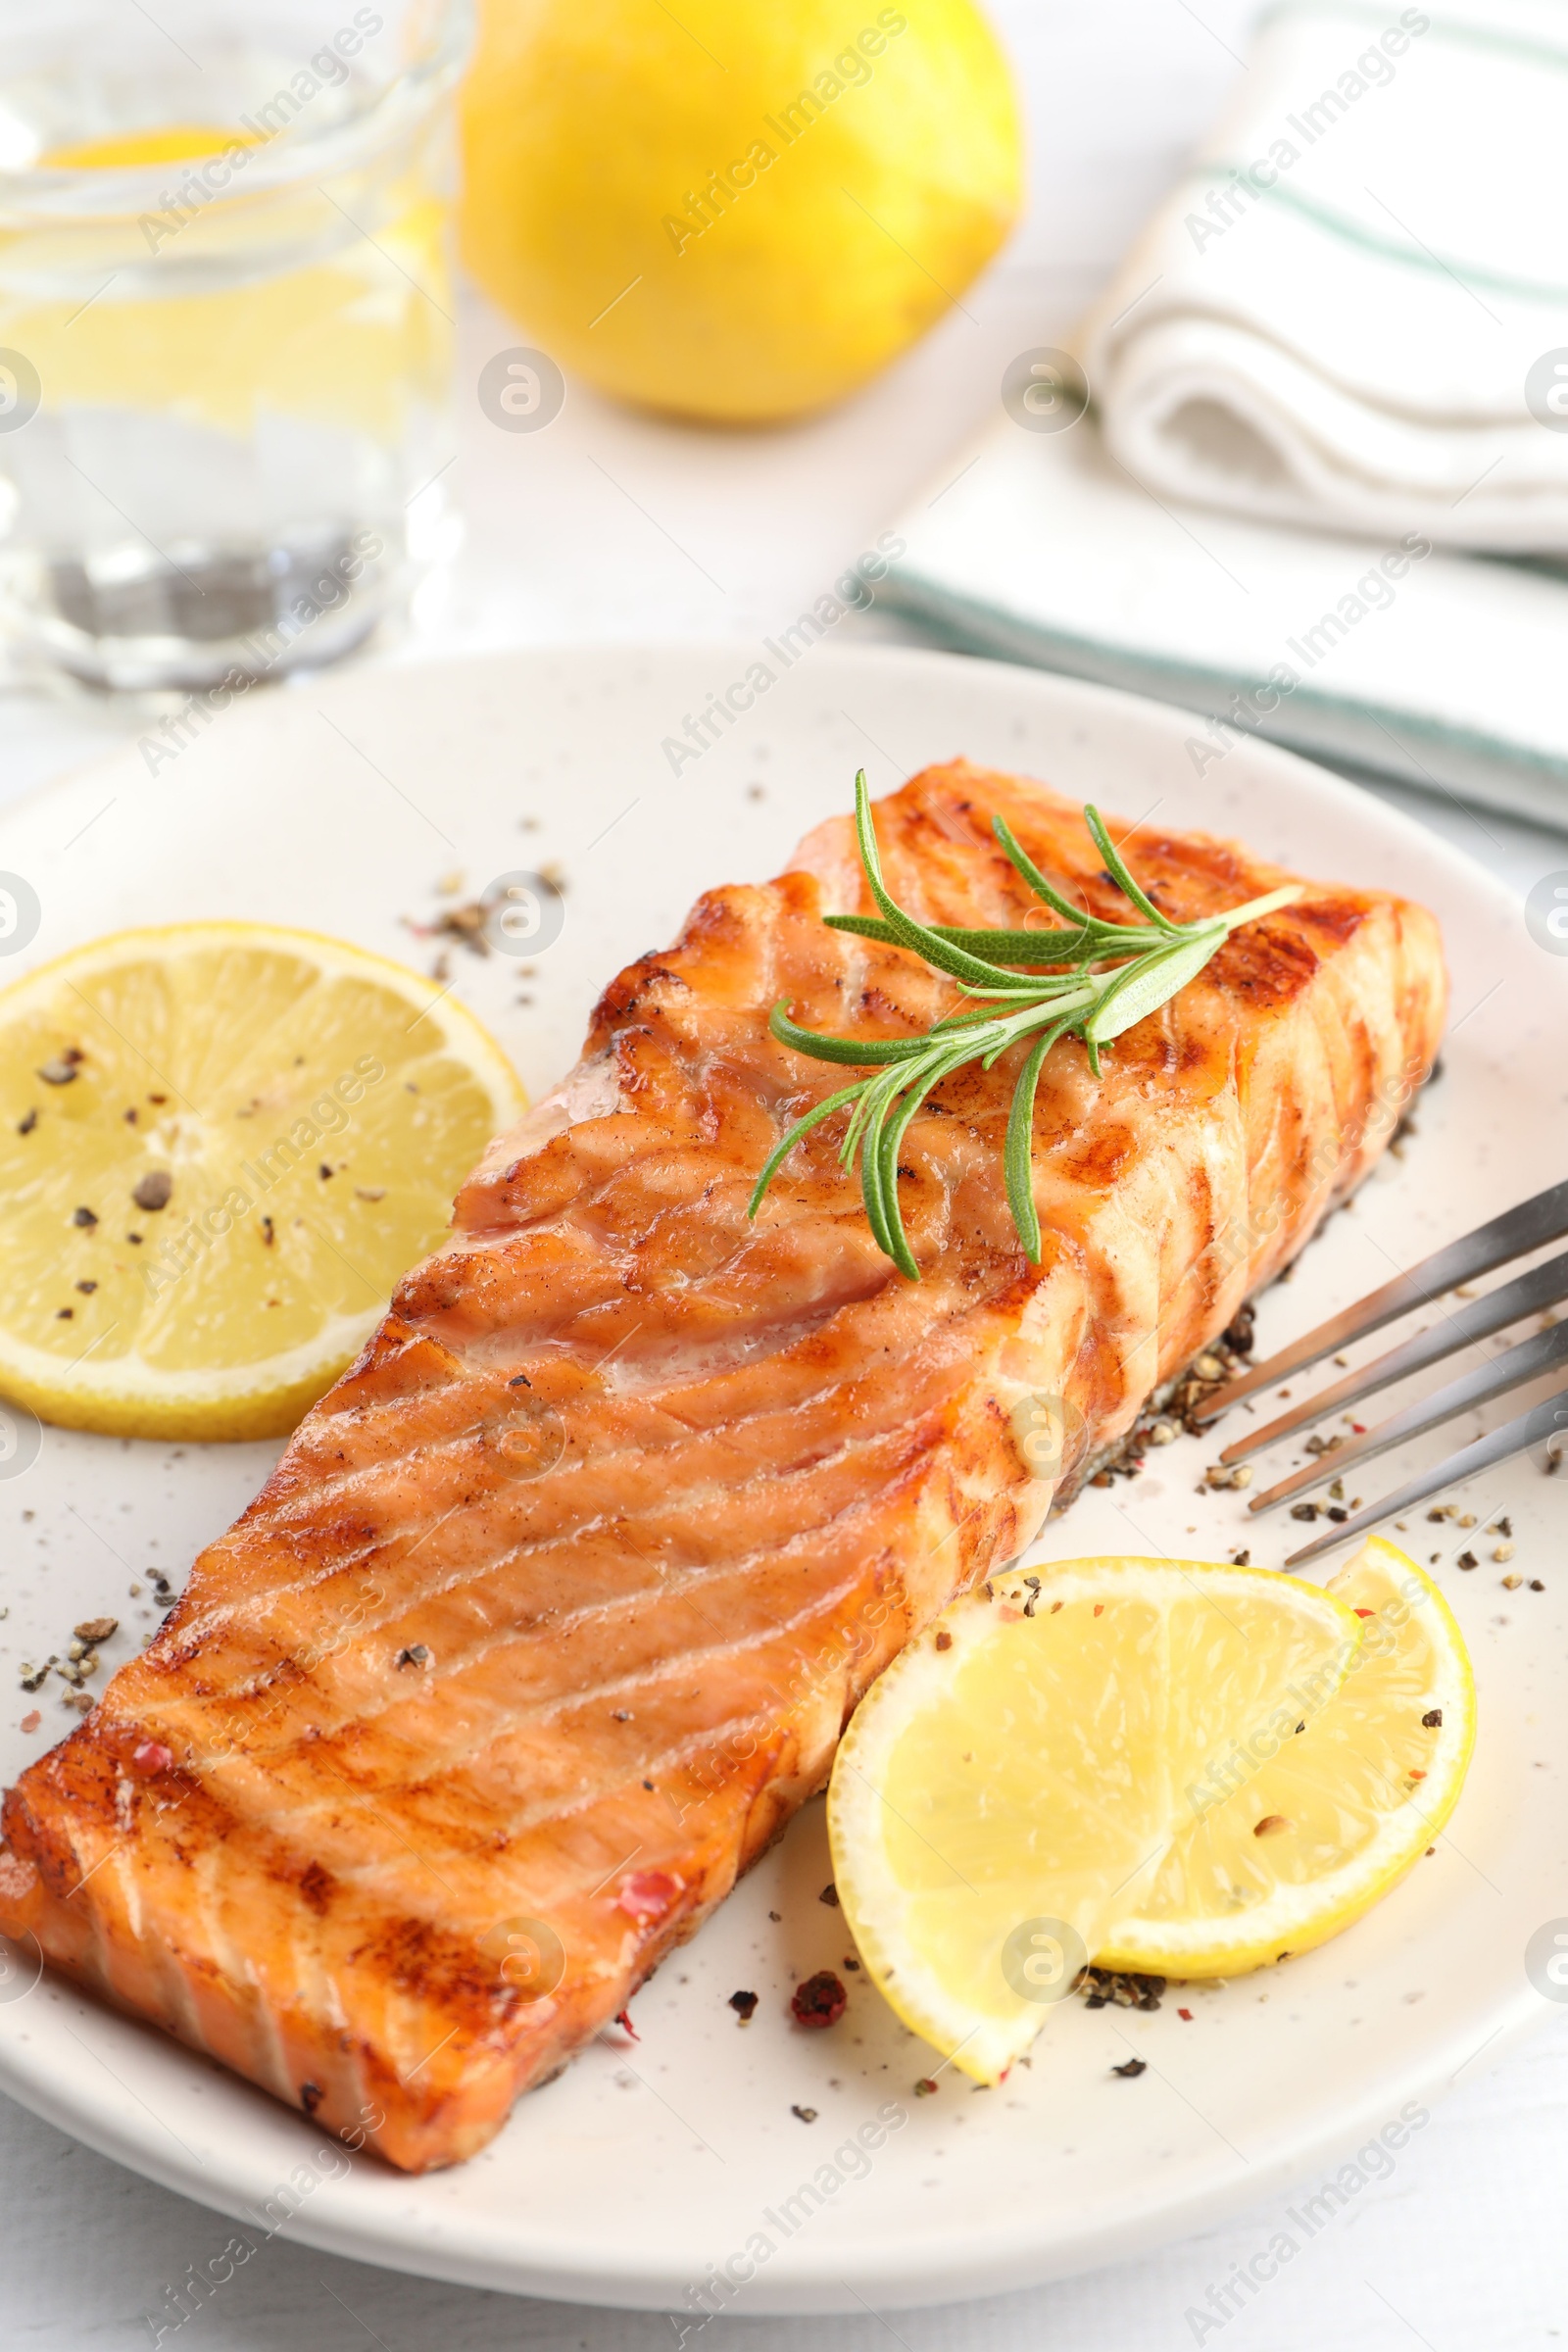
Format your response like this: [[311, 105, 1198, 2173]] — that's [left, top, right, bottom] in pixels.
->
[[0, 760, 1446, 2171]]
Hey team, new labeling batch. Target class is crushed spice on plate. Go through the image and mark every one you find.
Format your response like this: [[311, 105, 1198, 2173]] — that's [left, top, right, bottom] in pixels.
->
[[790, 1971, 847, 2029]]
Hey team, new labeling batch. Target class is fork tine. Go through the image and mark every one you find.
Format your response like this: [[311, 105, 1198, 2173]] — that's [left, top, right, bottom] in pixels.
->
[[1249, 1317, 1568, 1513], [1283, 1376, 1568, 1568], [1193, 1175, 1568, 1423], [1219, 1246, 1568, 1466]]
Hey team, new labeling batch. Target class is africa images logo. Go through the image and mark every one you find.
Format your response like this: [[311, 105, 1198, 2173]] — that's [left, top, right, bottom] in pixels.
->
[[1525, 872, 1568, 956], [1525, 1918, 1568, 2001]]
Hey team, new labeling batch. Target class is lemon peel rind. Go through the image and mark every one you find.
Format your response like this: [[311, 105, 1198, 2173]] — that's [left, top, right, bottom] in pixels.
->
[[0, 1307, 386, 1442]]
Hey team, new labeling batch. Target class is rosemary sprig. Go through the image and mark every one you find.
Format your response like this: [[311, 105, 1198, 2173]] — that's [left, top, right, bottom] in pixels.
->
[[748, 771, 1301, 1278]]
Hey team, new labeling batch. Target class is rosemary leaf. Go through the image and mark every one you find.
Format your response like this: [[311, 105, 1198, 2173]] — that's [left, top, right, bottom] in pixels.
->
[[875, 1038, 975, 1275], [1084, 930, 1226, 1048], [750, 777, 1301, 1278], [1083, 804, 1176, 930], [849, 771, 1030, 993], [824, 913, 1105, 964], [991, 815, 1101, 929], [746, 1080, 866, 1219], [768, 1003, 930, 1066], [1004, 1023, 1068, 1262]]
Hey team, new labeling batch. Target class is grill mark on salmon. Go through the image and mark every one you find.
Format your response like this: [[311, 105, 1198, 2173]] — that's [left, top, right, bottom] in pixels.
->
[[0, 760, 1446, 2170]]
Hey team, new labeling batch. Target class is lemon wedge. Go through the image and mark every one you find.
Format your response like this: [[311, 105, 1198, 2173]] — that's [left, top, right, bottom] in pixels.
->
[[1100, 1538, 1474, 1979], [827, 1558, 1365, 2083], [0, 924, 523, 1441]]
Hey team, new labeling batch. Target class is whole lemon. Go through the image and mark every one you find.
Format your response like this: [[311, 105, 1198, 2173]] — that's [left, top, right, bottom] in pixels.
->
[[460, 0, 1022, 423]]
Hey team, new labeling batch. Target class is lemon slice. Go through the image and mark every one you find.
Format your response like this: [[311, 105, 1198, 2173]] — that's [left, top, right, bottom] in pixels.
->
[[827, 1559, 1365, 2083], [0, 923, 523, 1440], [1100, 1537, 1474, 1979]]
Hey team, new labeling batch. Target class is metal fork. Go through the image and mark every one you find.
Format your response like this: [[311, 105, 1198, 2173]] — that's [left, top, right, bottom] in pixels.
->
[[1191, 1178, 1568, 1568]]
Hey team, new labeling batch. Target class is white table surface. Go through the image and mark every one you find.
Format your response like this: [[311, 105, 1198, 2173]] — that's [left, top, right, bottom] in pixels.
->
[[4, 4, 1568, 2345]]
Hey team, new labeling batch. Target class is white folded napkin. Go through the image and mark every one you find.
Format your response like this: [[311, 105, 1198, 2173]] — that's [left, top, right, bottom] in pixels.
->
[[1079, 0, 1568, 551], [878, 414, 1568, 827]]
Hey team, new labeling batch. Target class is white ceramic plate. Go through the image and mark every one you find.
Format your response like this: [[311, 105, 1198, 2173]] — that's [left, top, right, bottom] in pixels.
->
[[0, 644, 1562, 2317]]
